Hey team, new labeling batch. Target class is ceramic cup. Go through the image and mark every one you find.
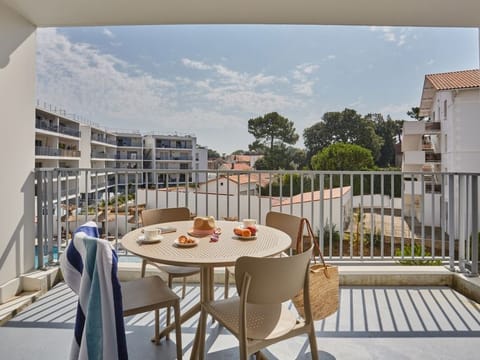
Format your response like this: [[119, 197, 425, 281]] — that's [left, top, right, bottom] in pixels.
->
[[144, 227, 162, 241], [242, 219, 256, 228]]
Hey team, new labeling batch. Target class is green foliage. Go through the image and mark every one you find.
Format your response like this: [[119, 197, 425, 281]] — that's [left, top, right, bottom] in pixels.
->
[[407, 106, 426, 121], [363, 230, 382, 248], [207, 148, 221, 159], [311, 143, 375, 171], [321, 223, 340, 243], [254, 144, 306, 170], [248, 112, 299, 152], [395, 244, 442, 265], [303, 108, 384, 165], [369, 114, 404, 168]]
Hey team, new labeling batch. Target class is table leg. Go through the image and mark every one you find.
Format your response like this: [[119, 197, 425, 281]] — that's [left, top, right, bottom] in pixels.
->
[[190, 265, 213, 360]]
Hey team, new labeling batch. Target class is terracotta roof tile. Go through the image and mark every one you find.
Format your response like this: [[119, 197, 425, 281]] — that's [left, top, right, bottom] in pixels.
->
[[426, 69, 480, 90]]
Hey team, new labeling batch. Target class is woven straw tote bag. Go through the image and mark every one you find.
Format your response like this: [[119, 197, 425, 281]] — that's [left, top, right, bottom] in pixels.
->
[[292, 218, 339, 320]]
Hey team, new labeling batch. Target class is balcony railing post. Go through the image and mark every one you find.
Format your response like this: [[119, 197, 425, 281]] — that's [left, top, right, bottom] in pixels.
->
[[46, 169, 55, 265], [448, 174, 455, 271], [469, 174, 478, 276], [36, 170, 44, 269]]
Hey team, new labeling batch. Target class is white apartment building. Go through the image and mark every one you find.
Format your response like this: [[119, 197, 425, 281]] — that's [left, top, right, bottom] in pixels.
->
[[35, 107, 208, 201], [402, 69, 480, 227], [143, 133, 207, 186]]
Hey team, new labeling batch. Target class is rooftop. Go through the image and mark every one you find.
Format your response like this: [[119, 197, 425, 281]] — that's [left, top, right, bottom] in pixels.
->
[[426, 69, 480, 91]]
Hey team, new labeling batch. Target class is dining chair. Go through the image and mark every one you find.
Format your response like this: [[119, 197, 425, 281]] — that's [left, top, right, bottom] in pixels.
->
[[140, 207, 201, 298], [61, 222, 183, 360], [224, 211, 304, 298], [122, 275, 182, 359], [140, 207, 201, 338], [199, 245, 318, 360]]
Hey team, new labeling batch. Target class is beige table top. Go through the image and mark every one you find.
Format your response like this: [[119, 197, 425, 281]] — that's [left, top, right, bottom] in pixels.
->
[[121, 220, 291, 267]]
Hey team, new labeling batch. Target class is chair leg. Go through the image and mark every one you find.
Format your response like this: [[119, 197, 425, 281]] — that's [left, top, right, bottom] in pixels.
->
[[166, 275, 173, 341], [174, 302, 183, 360], [141, 259, 147, 278], [224, 267, 229, 299], [308, 323, 319, 360], [182, 276, 187, 299], [152, 309, 160, 345]]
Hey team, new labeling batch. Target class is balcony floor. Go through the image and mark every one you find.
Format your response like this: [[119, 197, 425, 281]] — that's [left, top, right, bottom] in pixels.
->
[[1, 282, 480, 359]]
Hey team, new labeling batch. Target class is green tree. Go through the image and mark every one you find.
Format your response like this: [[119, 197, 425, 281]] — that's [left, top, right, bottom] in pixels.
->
[[207, 148, 221, 159], [303, 108, 383, 165], [368, 114, 404, 168], [407, 106, 425, 121], [311, 143, 375, 171], [254, 145, 306, 170], [248, 112, 299, 152]]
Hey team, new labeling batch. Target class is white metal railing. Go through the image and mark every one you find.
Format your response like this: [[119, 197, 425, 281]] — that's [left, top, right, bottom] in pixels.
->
[[34, 168, 479, 276]]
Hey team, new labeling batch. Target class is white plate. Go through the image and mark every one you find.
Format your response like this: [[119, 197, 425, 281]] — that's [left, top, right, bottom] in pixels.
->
[[174, 237, 199, 247], [137, 234, 163, 244]]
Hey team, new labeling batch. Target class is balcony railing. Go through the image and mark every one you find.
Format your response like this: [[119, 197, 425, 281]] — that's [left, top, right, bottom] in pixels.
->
[[35, 146, 81, 157], [91, 134, 117, 145], [34, 168, 479, 276], [58, 126, 81, 137], [91, 152, 117, 159]]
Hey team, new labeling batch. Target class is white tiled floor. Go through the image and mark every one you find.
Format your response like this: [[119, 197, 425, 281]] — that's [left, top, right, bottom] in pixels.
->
[[1, 282, 480, 359]]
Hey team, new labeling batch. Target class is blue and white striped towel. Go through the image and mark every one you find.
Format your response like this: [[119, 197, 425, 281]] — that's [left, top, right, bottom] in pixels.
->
[[60, 221, 128, 360]]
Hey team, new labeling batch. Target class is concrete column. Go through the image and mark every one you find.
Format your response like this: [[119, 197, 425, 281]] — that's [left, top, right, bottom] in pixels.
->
[[0, 3, 36, 295]]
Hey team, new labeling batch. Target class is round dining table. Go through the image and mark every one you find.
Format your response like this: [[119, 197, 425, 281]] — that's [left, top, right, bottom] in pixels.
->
[[121, 219, 291, 359]]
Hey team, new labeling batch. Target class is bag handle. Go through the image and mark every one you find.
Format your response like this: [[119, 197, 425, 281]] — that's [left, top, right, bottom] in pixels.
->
[[296, 218, 327, 267]]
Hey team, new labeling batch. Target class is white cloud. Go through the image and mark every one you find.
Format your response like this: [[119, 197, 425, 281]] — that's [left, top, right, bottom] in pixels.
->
[[370, 26, 409, 47], [291, 63, 319, 96], [36, 30, 301, 143], [181, 58, 211, 70], [103, 28, 115, 38], [293, 81, 315, 96], [327, 55, 336, 60]]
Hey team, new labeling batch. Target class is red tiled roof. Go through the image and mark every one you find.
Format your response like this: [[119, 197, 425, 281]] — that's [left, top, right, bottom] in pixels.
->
[[425, 69, 480, 90]]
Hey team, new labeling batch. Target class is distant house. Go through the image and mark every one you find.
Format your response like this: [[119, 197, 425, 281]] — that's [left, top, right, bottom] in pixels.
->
[[197, 173, 271, 195], [222, 154, 264, 171]]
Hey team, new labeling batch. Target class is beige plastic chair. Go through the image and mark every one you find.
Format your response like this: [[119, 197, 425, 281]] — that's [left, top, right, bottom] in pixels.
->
[[224, 211, 304, 298], [199, 246, 318, 360], [122, 276, 182, 359], [140, 207, 201, 299]]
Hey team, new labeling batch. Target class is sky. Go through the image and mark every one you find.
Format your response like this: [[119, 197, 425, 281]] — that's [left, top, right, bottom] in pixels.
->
[[36, 25, 479, 154]]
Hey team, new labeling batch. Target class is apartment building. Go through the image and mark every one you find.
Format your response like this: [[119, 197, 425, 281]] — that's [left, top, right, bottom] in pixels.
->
[[35, 107, 208, 201], [402, 69, 480, 227], [143, 133, 207, 186]]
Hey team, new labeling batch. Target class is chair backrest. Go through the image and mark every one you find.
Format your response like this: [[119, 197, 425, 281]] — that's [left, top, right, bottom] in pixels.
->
[[265, 211, 303, 251], [141, 207, 191, 226], [234, 246, 312, 304]]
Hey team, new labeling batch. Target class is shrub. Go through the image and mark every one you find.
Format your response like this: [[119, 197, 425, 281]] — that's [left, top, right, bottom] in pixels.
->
[[395, 244, 442, 265]]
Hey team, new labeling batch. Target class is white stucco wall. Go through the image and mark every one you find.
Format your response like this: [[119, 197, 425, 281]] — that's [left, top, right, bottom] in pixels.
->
[[438, 89, 480, 172], [0, 4, 36, 287]]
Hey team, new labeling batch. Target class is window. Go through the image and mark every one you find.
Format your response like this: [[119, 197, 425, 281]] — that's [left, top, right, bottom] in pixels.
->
[[432, 111, 435, 121], [444, 134, 447, 152], [443, 100, 447, 120]]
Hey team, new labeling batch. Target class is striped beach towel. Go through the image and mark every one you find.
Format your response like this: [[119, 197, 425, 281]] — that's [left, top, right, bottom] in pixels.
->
[[60, 221, 128, 360]]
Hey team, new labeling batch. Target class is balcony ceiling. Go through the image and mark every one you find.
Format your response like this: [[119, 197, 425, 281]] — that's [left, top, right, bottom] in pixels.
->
[[2, 0, 480, 27]]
